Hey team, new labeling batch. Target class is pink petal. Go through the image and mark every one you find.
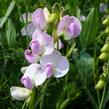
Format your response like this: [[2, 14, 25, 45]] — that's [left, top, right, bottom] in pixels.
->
[[68, 16, 81, 38], [32, 8, 46, 30], [21, 76, 33, 89], [24, 49, 38, 63], [57, 15, 70, 36], [43, 63, 53, 78], [30, 40, 41, 54]]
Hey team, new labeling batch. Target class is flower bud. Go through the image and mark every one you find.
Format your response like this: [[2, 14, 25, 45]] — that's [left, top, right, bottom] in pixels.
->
[[95, 80, 105, 90], [49, 13, 58, 23], [101, 43, 109, 52], [102, 16, 109, 25], [57, 15, 81, 39], [105, 26, 109, 33], [99, 52, 109, 60]]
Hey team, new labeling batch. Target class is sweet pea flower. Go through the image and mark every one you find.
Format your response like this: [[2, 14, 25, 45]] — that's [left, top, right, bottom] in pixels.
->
[[57, 15, 81, 39], [24, 49, 39, 63], [21, 8, 50, 37], [32, 8, 50, 30], [21, 63, 47, 89], [24, 29, 54, 63], [22, 50, 69, 89], [40, 50, 69, 78], [10, 86, 31, 100]]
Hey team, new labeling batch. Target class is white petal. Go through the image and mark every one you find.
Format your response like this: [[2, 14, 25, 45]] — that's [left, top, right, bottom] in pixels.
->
[[43, 7, 51, 23], [54, 56, 69, 78], [32, 29, 43, 44], [20, 13, 32, 23], [43, 32, 54, 55], [24, 63, 47, 86], [33, 70, 47, 86], [21, 23, 35, 37], [40, 50, 61, 66], [10, 86, 31, 100], [24, 63, 41, 78]]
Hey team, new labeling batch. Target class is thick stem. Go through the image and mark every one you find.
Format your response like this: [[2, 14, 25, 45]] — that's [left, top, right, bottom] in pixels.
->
[[29, 88, 36, 109]]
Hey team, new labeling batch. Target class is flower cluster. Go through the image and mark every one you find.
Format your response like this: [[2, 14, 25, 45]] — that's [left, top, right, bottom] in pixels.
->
[[10, 7, 81, 101]]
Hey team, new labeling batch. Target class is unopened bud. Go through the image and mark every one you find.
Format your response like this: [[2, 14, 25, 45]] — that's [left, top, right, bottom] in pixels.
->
[[105, 26, 109, 33], [102, 16, 109, 25], [95, 80, 105, 90], [49, 13, 58, 23], [101, 43, 109, 52], [99, 52, 109, 60]]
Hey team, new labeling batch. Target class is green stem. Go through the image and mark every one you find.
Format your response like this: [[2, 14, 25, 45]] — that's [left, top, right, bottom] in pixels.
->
[[84, 87, 98, 109], [97, 90, 100, 106], [40, 79, 50, 109], [22, 100, 27, 109], [29, 88, 36, 109], [59, 91, 81, 109], [66, 40, 76, 58], [99, 85, 106, 109]]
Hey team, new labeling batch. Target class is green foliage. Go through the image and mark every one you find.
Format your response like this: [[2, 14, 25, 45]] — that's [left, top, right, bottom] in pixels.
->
[[0, 0, 109, 109], [79, 8, 99, 50]]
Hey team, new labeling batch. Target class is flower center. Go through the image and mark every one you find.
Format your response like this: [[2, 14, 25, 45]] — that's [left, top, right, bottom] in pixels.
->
[[44, 63, 53, 78]]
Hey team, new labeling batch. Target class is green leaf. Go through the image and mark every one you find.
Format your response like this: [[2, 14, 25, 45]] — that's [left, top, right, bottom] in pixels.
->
[[0, 1, 15, 28], [5, 19, 17, 48], [79, 8, 99, 50], [75, 52, 94, 86]]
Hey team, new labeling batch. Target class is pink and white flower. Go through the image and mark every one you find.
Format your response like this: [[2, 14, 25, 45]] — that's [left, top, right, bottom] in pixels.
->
[[24, 29, 54, 63], [22, 50, 69, 89], [57, 15, 81, 39], [40, 50, 69, 78], [32, 8, 50, 30], [21, 63, 47, 89]]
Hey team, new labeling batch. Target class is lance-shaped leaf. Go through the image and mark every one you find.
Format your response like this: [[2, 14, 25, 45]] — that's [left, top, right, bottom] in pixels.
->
[[79, 8, 99, 50]]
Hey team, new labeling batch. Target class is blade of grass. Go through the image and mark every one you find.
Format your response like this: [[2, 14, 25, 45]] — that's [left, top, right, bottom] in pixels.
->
[[0, 1, 15, 28]]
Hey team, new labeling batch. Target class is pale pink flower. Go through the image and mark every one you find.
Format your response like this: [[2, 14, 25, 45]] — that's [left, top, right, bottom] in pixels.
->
[[21, 50, 69, 89], [57, 15, 81, 39], [32, 8, 50, 30], [40, 50, 69, 78], [21, 63, 47, 89], [24, 29, 54, 63]]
